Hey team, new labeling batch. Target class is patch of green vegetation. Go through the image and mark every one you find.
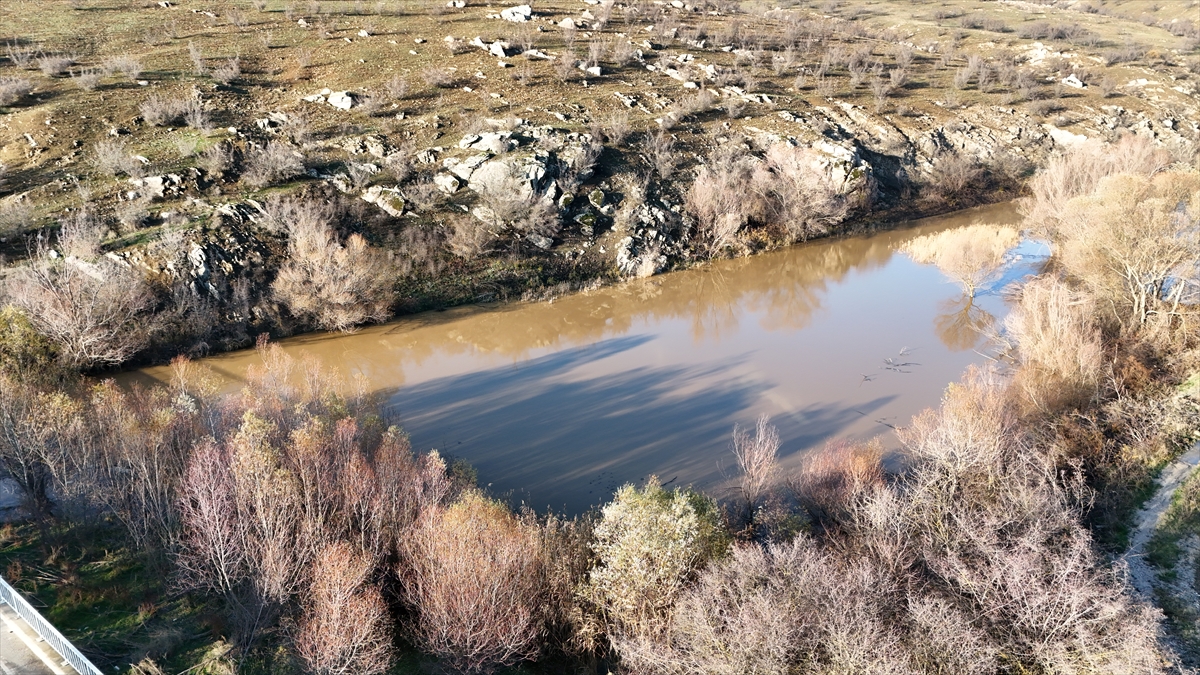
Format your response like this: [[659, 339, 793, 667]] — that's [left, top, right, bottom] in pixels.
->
[[1146, 469, 1200, 571], [0, 521, 218, 674], [1154, 585, 1200, 655]]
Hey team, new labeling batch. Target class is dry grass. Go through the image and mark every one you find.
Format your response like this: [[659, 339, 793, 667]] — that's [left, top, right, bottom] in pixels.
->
[[241, 141, 304, 188]]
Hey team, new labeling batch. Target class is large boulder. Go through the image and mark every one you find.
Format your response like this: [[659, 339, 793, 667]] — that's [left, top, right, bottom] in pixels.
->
[[467, 154, 550, 200], [500, 4, 531, 21], [361, 186, 406, 216]]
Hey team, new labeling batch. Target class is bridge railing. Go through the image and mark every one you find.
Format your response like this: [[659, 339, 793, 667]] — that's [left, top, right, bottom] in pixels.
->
[[0, 574, 104, 675]]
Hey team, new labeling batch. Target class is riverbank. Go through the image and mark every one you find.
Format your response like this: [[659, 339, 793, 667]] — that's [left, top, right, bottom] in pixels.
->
[[3, 0, 1198, 373]]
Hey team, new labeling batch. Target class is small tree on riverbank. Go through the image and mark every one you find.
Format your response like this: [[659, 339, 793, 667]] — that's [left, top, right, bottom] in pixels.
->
[[272, 214, 395, 332]]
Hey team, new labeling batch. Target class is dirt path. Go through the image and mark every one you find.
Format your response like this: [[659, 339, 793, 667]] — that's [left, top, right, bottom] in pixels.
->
[[1126, 442, 1200, 597]]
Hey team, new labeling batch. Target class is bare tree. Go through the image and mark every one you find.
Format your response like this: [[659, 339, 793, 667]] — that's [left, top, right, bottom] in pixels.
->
[[272, 211, 395, 332], [295, 542, 392, 675], [731, 415, 779, 516], [1048, 169, 1200, 328], [5, 252, 157, 368]]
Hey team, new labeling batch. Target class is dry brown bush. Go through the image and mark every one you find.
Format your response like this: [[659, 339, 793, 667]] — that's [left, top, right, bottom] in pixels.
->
[[5, 42, 36, 69], [555, 51, 579, 82], [213, 57, 241, 85], [70, 69, 101, 91], [198, 143, 233, 178], [901, 223, 1020, 297], [445, 213, 497, 260], [926, 150, 983, 202], [592, 109, 631, 146], [0, 201, 34, 238], [4, 251, 157, 368], [1022, 135, 1171, 227], [384, 74, 408, 99], [56, 208, 104, 259], [176, 345, 452, 642], [401, 491, 546, 674], [642, 130, 680, 179], [420, 66, 454, 88], [685, 150, 760, 254], [241, 141, 304, 188], [892, 370, 1164, 673], [295, 542, 392, 675], [1005, 275, 1104, 409], [37, 54, 73, 77], [792, 439, 883, 530], [94, 138, 144, 178], [271, 208, 394, 332], [102, 55, 143, 81], [1050, 169, 1200, 329], [0, 77, 34, 106], [687, 143, 853, 254], [626, 537, 912, 674], [141, 94, 193, 126]]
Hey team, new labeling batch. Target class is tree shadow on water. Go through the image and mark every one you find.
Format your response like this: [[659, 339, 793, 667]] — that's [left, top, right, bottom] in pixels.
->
[[380, 335, 895, 514]]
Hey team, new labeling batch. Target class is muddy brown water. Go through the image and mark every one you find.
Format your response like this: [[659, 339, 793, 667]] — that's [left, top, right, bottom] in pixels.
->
[[125, 202, 1041, 514]]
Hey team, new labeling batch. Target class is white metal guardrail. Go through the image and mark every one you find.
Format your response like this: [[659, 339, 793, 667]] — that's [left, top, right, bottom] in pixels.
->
[[0, 574, 104, 675]]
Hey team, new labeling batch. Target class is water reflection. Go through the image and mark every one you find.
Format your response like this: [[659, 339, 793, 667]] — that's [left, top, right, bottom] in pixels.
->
[[934, 296, 997, 352], [127, 202, 1039, 514]]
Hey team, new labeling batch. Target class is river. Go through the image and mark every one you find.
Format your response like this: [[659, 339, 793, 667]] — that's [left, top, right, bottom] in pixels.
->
[[126, 202, 1043, 513]]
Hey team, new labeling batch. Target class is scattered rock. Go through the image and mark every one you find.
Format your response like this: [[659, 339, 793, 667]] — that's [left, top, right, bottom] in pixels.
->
[[434, 173, 461, 193], [460, 131, 518, 154], [500, 4, 531, 22], [327, 90, 357, 110], [1061, 73, 1086, 89], [588, 188, 605, 208], [467, 155, 549, 200], [361, 186, 406, 216], [445, 153, 492, 180]]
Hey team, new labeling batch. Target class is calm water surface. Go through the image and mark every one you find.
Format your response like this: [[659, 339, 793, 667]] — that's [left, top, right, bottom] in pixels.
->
[[128, 203, 1043, 513]]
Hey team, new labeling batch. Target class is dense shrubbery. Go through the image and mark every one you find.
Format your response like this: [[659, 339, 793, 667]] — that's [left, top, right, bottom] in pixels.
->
[[686, 141, 857, 254], [270, 199, 396, 332]]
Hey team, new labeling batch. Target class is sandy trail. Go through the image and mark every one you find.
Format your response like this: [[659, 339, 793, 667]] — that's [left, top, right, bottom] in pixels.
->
[[1126, 442, 1200, 597]]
